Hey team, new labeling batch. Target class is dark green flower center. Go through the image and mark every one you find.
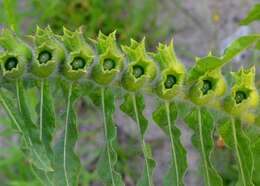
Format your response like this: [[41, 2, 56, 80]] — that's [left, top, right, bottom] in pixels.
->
[[164, 75, 177, 89], [103, 58, 115, 71], [133, 65, 144, 78], [71, 57, 86, 70], [38, 51, 52, 64], [201, 80, 212, 95], [4, 57, 18, 71], [235, 91, 247, 104]]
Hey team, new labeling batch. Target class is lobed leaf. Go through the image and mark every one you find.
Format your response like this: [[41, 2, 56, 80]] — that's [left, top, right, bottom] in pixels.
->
[[120, 93, 156, 186], [219, 118, 254, 186], [52, 83, 81, 186], [96, 87, 124, 186], [152, 101, 187, 186], [185, 107, 223, 186], [0, 86, 53, 172]]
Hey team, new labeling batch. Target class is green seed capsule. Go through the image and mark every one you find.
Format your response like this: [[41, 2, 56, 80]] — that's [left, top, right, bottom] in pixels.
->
[[62, 28, 94, 81], [224, 66, 259, 116], [38, 51, 52, 64], [5, 57, 18, 71], [235, 91, 247, 104], [133, 65, 144, 78], [91, 31, 124, 85], [201, 80, 212, 95], [164, 75, 177, 89], [71, 57, 86, 70], [121, 39, 157, 92], [31, 27, 65, 78], [0, 29, 32, 79], [103, 58, 115, 71]]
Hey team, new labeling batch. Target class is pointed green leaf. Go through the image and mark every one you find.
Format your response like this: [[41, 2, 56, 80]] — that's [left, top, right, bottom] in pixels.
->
[[219, 118, 254, 186], [185, 107, 223, 186], [222, 35, 260, 63], [39, 79, 56, 152], [96, 88, 124, 186], [0, 86, 53, 172], [53, 83, 81, 186], [152, 101, 187, 186], [120, 93, 156, 186], [240, 4, 260, 25]]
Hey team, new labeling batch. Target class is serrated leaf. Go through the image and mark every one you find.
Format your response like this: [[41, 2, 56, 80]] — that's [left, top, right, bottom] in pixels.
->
[[96, 87, 124, 186], [0, 86, 52, 172], [152, 101, 187, 186], [120, 93, 156, 186], [16, 80, 53, 172], [240, 4, 260, 25], [185, 107, 223, 186], [219, 118, 254, 186], [53, 83, 81, 186]]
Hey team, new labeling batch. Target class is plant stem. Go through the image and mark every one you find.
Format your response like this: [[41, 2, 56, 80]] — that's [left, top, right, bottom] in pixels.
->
[[165, 101, 179, 185], [198, 107, 210, 186], [101, 87, 116, 186], [63, 83, 72, 186], [39, 79, 44, 141], [231, 117, 246, 186], [132, 93, 152, 186]]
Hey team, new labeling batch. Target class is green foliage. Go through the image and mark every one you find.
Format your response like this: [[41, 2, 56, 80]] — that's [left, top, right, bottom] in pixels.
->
[[219, 118, 254, 186], [185, 107, 223, 186], [240, 4, 260, 25], [153, 102, 187, 186], [0, 8, 260, 185]]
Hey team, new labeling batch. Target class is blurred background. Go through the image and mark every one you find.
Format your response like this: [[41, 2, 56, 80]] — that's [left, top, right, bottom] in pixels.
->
[[0, 0, 260, 185]]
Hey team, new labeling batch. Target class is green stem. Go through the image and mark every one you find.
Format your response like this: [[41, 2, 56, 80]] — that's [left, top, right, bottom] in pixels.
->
[[165, 101, 179, 185], [63, 83, 72, 186], [231, 117, 246, 186], [39, 79, 44, 141], [101, 87, 116, 186], [132, 93, 152, 186], [198, 107, 211, 186]]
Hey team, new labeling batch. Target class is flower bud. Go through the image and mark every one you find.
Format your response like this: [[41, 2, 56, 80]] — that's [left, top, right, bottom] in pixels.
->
[[224, 66, 259, 116], [0, 29, 32, 79], [31, 26, 65, 78], [152, 40, 185, 100], [61, 27, 94, 81], [121, 39, 157, 92], [91, 31, 124, 85]]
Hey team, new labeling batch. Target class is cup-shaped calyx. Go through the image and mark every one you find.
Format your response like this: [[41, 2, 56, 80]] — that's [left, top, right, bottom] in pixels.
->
[[224, 66, 259, 116], [61, 28, 94, 81], [0, 29, 32, 79], [91, 31, 124, 85], [152, 40, 185, 100], [121, 39, 157, 92], [188, 55, 227, 105], [31, 26, 65, 78]]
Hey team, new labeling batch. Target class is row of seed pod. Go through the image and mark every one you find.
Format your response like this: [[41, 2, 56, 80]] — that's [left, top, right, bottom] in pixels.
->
[[0, 27, 258, 119]]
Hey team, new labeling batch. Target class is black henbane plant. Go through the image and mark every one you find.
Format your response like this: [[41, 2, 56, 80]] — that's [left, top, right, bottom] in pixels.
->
[[0, 25, 259, 186]]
